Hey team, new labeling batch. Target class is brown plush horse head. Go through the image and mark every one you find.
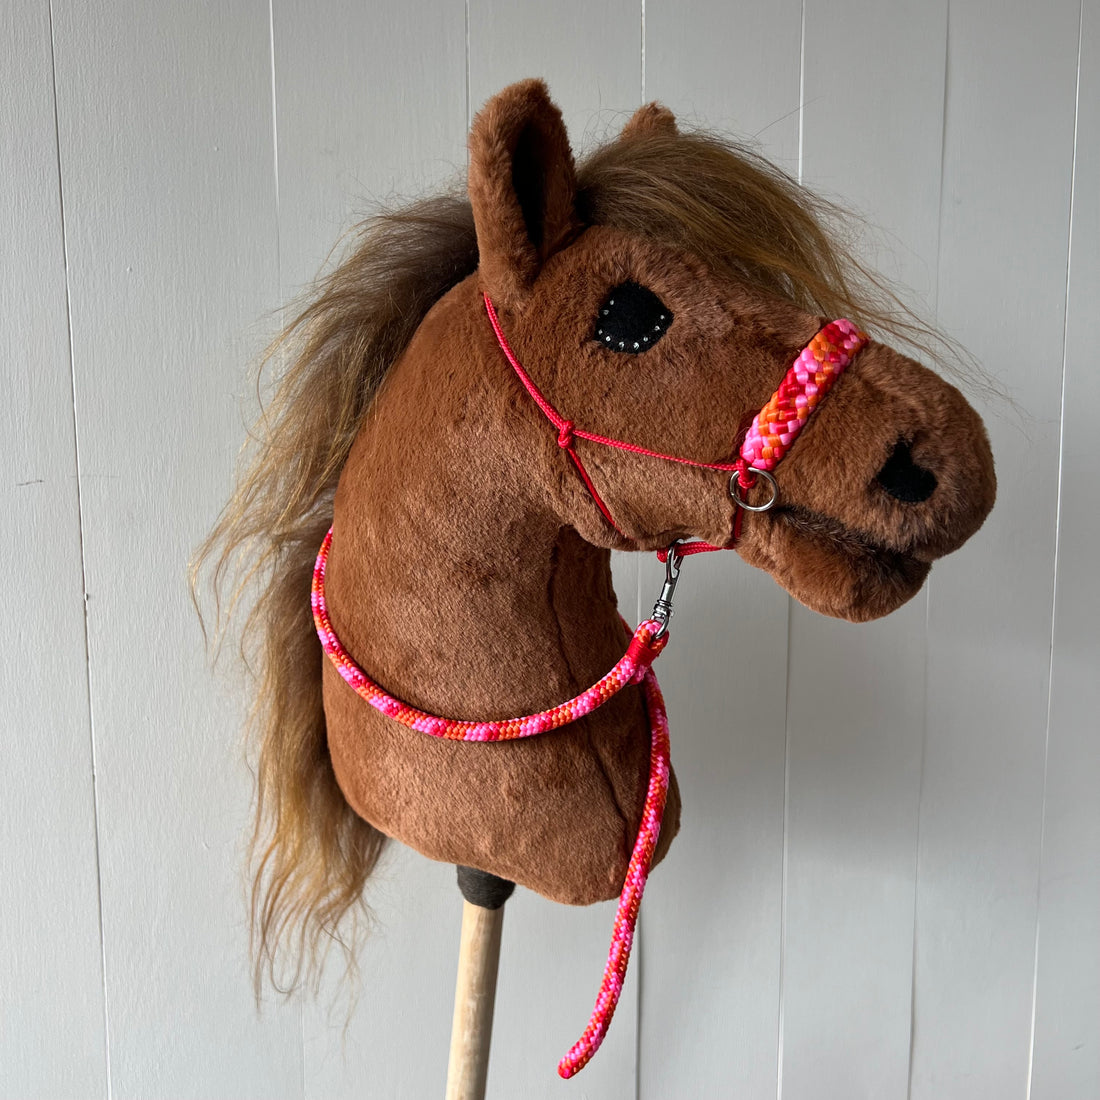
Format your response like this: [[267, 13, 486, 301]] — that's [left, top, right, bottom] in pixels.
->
[[199, 79, 994, 998]]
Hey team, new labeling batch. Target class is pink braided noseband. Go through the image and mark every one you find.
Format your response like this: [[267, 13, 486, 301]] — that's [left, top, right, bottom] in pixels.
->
[[312, 305, 869, 1080], [739, 318, 868, 472]]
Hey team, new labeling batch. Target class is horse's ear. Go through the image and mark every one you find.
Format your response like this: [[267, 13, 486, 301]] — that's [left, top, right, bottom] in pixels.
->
[[620, 102, 678, 141], [468, 79, 579, 309]]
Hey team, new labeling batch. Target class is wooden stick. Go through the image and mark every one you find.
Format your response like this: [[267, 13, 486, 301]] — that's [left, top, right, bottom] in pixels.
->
[[445, 899, 505, 1100]]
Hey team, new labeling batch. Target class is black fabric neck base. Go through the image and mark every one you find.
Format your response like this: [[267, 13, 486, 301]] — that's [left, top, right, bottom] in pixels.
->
[[456, 865, 516, 909]]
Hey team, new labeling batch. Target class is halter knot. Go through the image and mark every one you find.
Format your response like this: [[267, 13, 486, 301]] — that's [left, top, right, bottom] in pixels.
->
[[557, 420, 575, 448], [734, 459, 757, 490]]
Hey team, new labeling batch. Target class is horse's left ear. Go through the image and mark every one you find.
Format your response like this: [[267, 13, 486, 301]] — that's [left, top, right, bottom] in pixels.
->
[[468, 79, 580, 309]]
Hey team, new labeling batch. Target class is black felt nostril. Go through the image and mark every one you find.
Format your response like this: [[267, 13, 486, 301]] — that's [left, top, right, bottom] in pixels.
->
[[876, 441, 938, 503]]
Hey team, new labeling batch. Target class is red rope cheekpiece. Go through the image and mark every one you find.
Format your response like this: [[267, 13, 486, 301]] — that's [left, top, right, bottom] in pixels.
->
[[484, 293, 868, 562], [483, 293, 748, 556]]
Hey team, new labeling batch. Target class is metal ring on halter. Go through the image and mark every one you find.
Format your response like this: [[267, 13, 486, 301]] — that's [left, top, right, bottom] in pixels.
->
[[729, 467, 780, 511]]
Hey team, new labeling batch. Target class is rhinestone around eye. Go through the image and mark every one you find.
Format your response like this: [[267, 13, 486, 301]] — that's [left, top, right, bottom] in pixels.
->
[[591, 281, 673, 355]]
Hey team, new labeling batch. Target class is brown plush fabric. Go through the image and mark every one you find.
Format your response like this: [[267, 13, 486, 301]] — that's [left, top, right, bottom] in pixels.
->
[[324, 269, 682, 905], [620, 101, 679, 140], [319, 80, 995, 904], [468, 79, 581, 313], [735, 345, 997, 620]]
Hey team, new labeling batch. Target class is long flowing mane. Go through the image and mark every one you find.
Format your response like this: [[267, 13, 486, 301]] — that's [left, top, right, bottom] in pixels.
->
[[194, 124, 946, 997]]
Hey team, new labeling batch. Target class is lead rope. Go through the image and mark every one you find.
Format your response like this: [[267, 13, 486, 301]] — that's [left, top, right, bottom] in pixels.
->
[[312, 528, 670, 1077], [313, 304, 868, 1079]]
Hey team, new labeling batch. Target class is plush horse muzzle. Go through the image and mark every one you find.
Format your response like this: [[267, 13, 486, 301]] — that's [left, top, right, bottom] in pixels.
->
[[735, 339, 996, 621]]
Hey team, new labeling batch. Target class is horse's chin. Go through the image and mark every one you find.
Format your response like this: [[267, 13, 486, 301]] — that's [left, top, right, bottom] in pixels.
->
[[739, 504, 932, 622]]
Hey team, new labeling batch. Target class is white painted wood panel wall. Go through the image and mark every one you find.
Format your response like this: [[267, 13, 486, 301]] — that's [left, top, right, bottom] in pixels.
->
[[2, 1, 1096, 1097]]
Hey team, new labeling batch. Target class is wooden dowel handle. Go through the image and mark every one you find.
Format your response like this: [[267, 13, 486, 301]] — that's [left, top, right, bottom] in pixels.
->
[[445, 900, 505, 1100]]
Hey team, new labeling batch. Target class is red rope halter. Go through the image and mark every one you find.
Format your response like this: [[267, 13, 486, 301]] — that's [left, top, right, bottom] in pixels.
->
[[484, 292, 868, 559]]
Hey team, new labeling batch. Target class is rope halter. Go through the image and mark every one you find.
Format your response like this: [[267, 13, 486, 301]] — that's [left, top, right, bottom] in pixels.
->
[[484, 291, 868, 551]]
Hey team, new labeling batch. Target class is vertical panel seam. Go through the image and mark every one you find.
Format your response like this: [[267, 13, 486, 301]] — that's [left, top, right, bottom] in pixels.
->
[[464, 0, 471, 133], [930, 1, 951, 324], [1025, 3, 1084, 1096], [777, 13, 806, 1097], [908, 11, 951, 1097], [45, 2, 112, 1096], [795, 0, 805, 184], [268, 0, 281, 301], [267, 3, 302, 1095], [776, 599, 793, 1100], [910, 10, 954, 1100], [907, 587, 936, 1100], [906, 591, 932, 1100]]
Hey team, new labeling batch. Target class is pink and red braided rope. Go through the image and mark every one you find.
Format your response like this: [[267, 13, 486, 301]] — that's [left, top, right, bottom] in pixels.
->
[[740, 317, 868, 471], [313, 529, 668, 743], [313, 528, 669, 1077]]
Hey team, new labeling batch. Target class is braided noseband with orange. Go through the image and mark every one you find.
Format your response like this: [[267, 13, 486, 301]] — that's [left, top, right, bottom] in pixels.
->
[[313, 298, 868, 1078]]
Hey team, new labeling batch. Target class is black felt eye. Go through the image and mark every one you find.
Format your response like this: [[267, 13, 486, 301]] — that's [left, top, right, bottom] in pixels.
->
[[593, 281, 673, 354]]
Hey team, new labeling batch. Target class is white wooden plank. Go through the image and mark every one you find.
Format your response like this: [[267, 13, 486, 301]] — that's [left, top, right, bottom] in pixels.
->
[[912, 1, 1082, 1096], [468, 0, 642, 151], [644, 0, 802, 170], [463, 9, 647, 1097], [266, 3, 473, 1096], [1029, 2, 1100, 1094], [302, 850, 457, 1099], [0, 4, 107, 1096], [273, 0, 469, 298], [49, 2, 300, 1095], [638, 6, 801, 1096], [779, 5, 948, 1097]]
